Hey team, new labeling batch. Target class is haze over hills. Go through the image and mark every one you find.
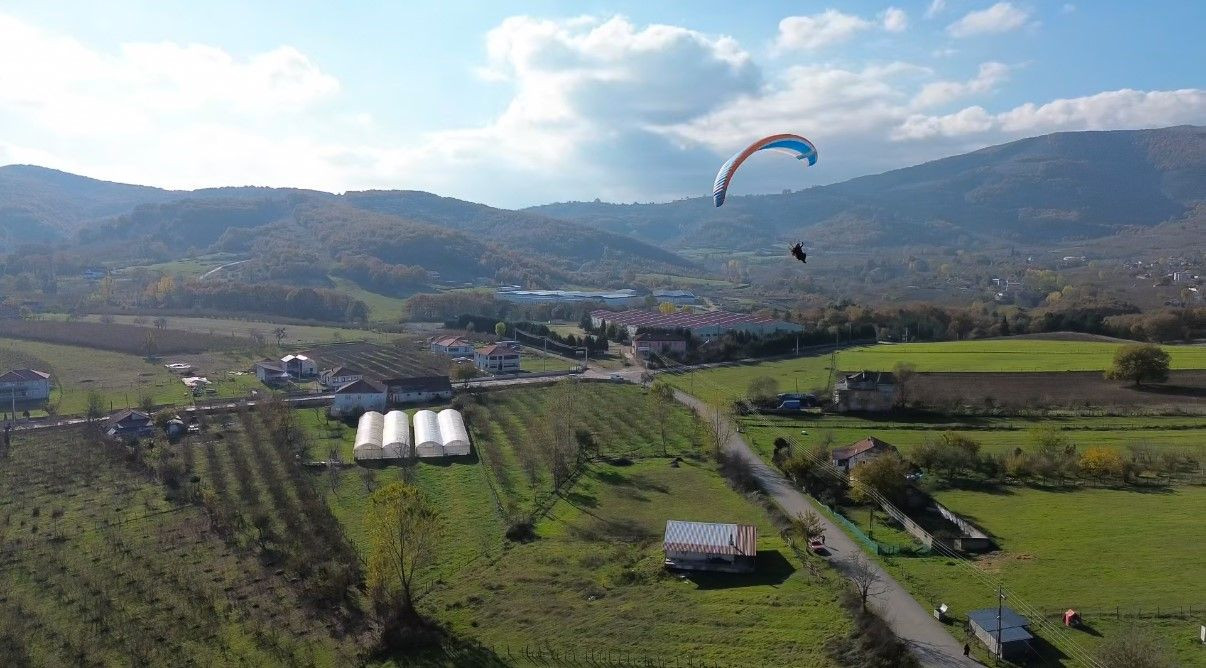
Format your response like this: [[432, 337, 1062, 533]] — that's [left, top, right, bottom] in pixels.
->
[[529, 126, 1206, 252]]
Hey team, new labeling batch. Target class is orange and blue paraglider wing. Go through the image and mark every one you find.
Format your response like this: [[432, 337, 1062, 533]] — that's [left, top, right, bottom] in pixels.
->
[[712, 134, 817, 207]]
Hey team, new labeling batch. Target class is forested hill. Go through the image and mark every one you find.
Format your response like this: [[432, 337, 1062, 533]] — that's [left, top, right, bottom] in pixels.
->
[[527, 125, 1206, 251]]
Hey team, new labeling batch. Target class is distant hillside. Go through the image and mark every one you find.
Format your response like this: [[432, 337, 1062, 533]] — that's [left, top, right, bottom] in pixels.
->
[[529, 126, 1206, 250]]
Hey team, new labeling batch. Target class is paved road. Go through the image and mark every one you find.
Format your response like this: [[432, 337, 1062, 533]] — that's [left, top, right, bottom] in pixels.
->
[[674, 390, 980, 668]]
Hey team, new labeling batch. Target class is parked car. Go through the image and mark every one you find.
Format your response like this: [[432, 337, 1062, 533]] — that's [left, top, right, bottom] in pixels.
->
[[609, 373, 624, 382]]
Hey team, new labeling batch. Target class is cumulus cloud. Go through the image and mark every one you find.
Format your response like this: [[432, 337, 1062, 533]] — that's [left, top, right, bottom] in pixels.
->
[[947, 2, 1030, 38], [894, 88, 1206, 140], [882, 7, 909, 32], [775, 10, 874, 51], [912, 62, 1010, 108], [925, 0, 947, 19]]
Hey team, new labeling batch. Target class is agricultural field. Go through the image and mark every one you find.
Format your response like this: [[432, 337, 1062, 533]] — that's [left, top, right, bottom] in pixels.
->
[[115, 253, 242, 278], [877, 485, 1206, 665], [741, 414, 1206, 461], [0, 338, 189, 415], [58, 313, 399, 345], [0, 425, 358, 665], [0, 319, 246, 356], [308, 382, 858, 665], [304, 340, 449, 381], [663, 338, 1206, 408], [518, 349, 578, 373], [329, 276, 409, 323]]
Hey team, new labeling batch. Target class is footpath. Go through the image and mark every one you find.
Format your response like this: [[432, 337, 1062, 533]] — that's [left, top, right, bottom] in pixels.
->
[[674, 390, 981, 668]]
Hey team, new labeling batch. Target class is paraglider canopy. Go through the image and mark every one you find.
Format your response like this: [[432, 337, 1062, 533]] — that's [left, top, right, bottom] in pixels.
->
[[713, 133, 817, 207]]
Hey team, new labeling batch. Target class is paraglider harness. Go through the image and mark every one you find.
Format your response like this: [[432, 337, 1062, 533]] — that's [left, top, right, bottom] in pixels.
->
[[790, 242, 807, 264]]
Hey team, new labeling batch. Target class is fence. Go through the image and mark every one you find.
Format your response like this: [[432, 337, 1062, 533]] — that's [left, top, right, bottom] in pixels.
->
[[1035, 605, 1204, 621], [493, 644, 722, 668], [815, 502, 926, 556]]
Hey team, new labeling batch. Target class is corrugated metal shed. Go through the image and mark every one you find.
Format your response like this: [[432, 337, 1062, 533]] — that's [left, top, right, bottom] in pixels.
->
[[968, 607, 1029, 633], [353, 411, 384, 460], [663, 520, 756, 556], [437, 409, 470, 456], [382, 410, 411, 459]]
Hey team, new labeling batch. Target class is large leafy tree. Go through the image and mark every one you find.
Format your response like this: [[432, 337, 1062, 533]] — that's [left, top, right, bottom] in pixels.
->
[[850, 454, 910, 507], [366, 482, 440, 623], [1105, 344, 1170, 386]]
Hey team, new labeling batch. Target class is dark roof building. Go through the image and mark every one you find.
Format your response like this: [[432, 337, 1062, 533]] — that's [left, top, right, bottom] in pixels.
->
[[833, 370, 898, 413], [335, 379, 386, 395], [967, 607, 1033, 661], [107, 409, 154, 440], [383, 376, 453, 394]]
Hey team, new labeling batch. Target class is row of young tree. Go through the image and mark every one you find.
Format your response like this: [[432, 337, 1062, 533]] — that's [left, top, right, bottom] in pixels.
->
[[126, 277, 370, 322]]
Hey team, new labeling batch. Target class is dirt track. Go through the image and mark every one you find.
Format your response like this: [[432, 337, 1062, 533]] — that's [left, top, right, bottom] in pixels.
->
[[912, 370, 1206, 411]]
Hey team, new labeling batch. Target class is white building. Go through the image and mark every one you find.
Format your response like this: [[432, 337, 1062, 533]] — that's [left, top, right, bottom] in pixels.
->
[[652, 289, 698, 305], [281, 354, 317, 378], [353, 411, 385, 460], [320, 365, 363, 388], [332, 379, 387, 416], [474, 344, 521, 374], [495, 288, 643, 307], [254, 360, 290, 384], [437, 409, 470, 456], [383, 410, 412, 459], [430, 336, 475, 357], [384, 376, 453, 404], [0, 369, 51, 404], [413, 409, 443, 457]]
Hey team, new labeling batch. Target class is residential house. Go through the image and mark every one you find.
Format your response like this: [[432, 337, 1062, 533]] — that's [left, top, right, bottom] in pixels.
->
[[281, 354, 317, 378], [831, 436, 899, 472], [385, 376, 453, 404], [968, 607, 1033, 661], [107, 409, 154, 441], [474, 344, 521, 374], [662, 520, 756, 574], [254, 360, 291, 384], [320, 365, 363, 388], [832, 370, 897, 412], [429, 336, 475, 358], [0, 369, 51, 404], [331, 379, 387, 416], [632, 333, 688, 358]]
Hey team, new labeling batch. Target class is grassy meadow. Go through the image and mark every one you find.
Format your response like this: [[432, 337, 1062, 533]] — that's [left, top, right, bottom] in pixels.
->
[[59, 313, 398, 345]]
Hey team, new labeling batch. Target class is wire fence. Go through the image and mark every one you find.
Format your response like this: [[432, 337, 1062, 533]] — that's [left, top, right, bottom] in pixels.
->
[[493, 643, 722, 668], [1034, 605, 1205, 621], [814, 502, 929, 557]]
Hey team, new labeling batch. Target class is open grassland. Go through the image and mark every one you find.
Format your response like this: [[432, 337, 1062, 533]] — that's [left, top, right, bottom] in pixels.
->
[[62, 313, 399, 345], [518, 348, 578, 373], [880, 485, 1206, 665], [116, 253, 241, 278], [0, 426, 356, 666], [741, 414, 1206, 460], [663, 338, 1206, 408], [329, 276, 409, 323], [0, 338, 189, 414], [0, 319, 246, 356], [428, 459, 852, 666]]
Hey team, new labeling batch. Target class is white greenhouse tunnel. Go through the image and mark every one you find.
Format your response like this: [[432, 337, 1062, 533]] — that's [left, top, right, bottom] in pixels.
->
[[353, 411, 384, 460], [383, 410, 412, 459]]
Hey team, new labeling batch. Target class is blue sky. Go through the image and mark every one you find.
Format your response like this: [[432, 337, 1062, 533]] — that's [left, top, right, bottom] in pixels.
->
[[1, 1, 1203, 206]]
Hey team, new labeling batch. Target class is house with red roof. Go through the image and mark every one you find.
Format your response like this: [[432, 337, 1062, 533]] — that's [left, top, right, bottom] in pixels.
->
[[830, 436, 898, 472]]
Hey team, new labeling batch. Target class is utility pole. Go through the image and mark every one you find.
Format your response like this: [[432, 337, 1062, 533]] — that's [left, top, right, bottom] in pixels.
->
[[996, 583, 1004, 663], [868, 505, 874, 539]]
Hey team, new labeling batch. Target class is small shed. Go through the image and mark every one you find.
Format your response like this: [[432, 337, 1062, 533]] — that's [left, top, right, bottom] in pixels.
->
[[967, 606, 1032, 661], [382, 410, 412, 459], [413, 409, 443, 458], [353, 411, 385, 460], [663, 520, 756, 574], [437, 408, 470, 456]]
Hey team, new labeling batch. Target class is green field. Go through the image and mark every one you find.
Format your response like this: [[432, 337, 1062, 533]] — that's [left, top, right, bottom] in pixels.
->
[[61, 313, 398, 345], [329, 276, 409, 323], [116, 253, 241, 278], [310, 383, 858, 665], [0, 426, 357, 665], [741, 414, 1206, 461], [0, 337, 189, 414], [879, 485, 1206, 665], [519, 349, 577, 373], [665, 338, 1206, 407]]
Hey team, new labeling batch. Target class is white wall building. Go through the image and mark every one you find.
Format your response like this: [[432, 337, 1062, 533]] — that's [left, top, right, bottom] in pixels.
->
[[281, 354, 317, 378], [474, 344, 521, 374], [430, 336, 475, 357], [332, 379, 387, 416], [0, 369, 51, 403]]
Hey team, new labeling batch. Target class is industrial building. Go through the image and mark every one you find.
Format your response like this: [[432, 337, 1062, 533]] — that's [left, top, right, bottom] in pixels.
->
[[663, 520, 757, 573], [652, 289, 698, 305], [497, 288, 643, 307], [591, 308, 802, 338]]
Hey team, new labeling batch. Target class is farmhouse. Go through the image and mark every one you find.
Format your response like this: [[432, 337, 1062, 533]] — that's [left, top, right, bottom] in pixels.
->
[[662, 520, 757, 574], [474, 344, 521, 374], [254, 360, 291, 384], [331, 379, 387, 415], [590, 308, 802, 338], [832, 370, 897, 413], [831, 436, 899, 472], [320, 365, 363, 388], [384, 376, 453, 404], [106, 409, 154, 441], [430, 336, 475, 357], [632, 333, 688, 358], [967, 607, 1033, 661], [281, 354, 317, 378], [0, 369, 51, 404]]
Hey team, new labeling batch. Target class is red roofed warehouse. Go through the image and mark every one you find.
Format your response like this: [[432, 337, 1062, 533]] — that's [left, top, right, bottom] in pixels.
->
[[663, 520, 757, 573], [591, 308, 801, 338]]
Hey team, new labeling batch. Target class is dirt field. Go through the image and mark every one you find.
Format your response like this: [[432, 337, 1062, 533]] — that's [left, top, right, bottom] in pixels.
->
[[304, 340, 449, 381], [912, 370, 1206, 411]]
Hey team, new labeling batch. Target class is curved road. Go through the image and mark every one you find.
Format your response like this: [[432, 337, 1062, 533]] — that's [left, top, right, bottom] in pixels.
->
[[674, 390, 979, 668]]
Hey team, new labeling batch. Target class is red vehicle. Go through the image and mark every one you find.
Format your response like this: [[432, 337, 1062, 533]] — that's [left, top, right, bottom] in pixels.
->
[[808, 536, 827, 553]]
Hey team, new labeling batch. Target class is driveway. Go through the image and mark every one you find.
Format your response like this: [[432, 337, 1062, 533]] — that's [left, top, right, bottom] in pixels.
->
[[674, 390, 980, 668]]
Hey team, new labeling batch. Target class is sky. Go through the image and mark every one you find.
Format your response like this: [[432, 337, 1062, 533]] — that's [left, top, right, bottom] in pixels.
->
[[1, 1, 1204, 207]]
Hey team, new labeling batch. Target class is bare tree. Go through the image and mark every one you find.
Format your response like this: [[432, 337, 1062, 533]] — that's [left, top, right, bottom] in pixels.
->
[[848, 552, 884, 612], [705, 399, 735, 458], [153, 316, 168, 330], [248, 329, 265, 347], [273, 326, 288, 347], [542, 380, 581, 492], [647, 380, 675, 456]]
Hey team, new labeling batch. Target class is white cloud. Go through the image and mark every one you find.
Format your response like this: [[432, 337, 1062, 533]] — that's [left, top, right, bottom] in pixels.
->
[[947, 2, 1031, 38], [894, 88, 1206, 140], [1061, 4, 1076, 14], [912, 61, 1010, 108], [882, 7, 909, 32], [775, 10, 874, 51], [925, 0, 947, 19]]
